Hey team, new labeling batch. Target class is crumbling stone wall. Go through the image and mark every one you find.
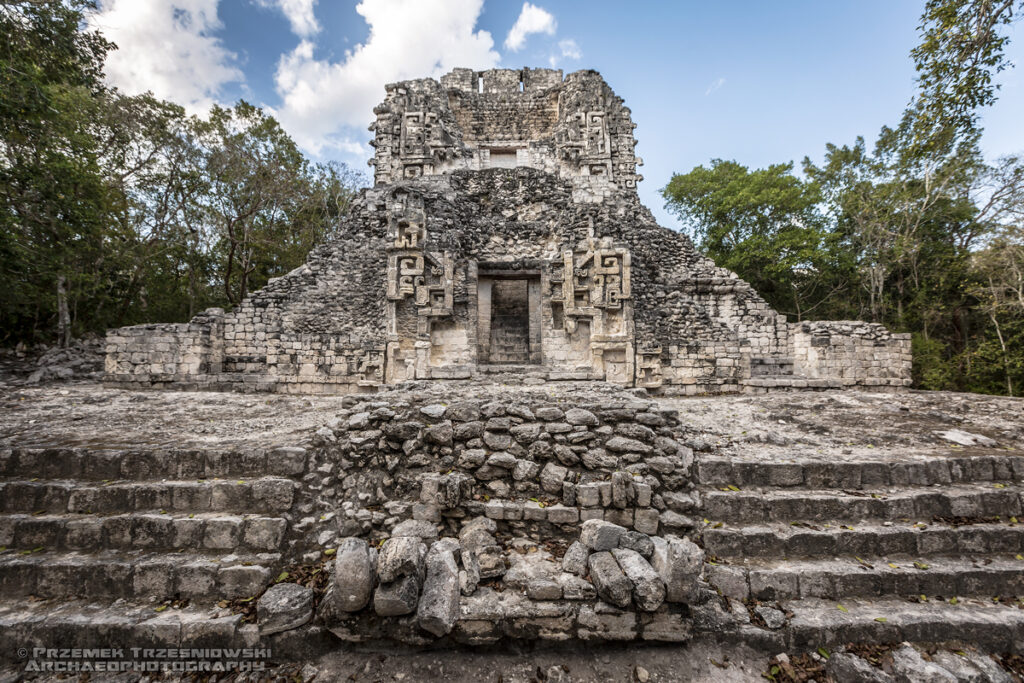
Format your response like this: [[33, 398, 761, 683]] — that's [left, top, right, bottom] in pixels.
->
[[298, 387, 710, 644], [105, 67, 911, 395], [791, 321, 912, 386]]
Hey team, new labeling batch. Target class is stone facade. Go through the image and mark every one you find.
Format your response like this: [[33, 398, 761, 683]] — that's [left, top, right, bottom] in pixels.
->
[[104, 68, 911, 395]]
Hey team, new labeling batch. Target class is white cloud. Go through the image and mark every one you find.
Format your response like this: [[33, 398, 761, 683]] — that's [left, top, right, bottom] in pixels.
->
[[268, 0, 500, 155], [254, 0, 320, 38], [504, 2, 556, 52], [89, 0, 243, 114], [705, 77, 726, 96], [558, 38, 581, 60]]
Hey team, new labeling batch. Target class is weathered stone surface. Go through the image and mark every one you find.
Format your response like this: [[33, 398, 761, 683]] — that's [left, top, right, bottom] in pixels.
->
[[754, 605, 786, 630], [423, 421, 453, 445], [561, 541, 590, 576], [558, 572, 597, 600], [605, 437, 651, 454], [611, 548, 665, 611], [373, 574, 421, 617], [826, 653, 895, 683], [890, 644, 956, 683], [588, 551, 632, 608], [391, 519, 439, 541], [377, 536, 426, 583], [540, 462, 569, 493], [650, 535, 703, 603], [416, 542, 460, 636], [619, 531, 654, 558], [580, 519, 627, 551], [333, 537, 374, 612], [258, 582, 313, 636], [564, 408, 599, 426]]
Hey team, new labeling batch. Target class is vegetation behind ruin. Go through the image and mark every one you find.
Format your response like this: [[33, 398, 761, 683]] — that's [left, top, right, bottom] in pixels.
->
[[2, 0, 1022, 396]]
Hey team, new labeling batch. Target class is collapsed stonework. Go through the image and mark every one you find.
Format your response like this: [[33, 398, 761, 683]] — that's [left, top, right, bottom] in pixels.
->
[[103, 67, 911, 395], [307, 387, 709, 644]]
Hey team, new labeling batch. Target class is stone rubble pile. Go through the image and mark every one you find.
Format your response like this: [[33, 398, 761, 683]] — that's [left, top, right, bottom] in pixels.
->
[[316, 517, 706, 644], [304, 390, 700, 551]]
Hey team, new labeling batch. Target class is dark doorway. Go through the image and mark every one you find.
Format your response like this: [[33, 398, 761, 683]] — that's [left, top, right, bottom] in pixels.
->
[[478, 276, 540, 364]]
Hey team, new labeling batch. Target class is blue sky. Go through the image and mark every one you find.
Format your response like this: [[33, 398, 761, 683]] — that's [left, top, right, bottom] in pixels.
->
[[89, 0, 1024, 228]]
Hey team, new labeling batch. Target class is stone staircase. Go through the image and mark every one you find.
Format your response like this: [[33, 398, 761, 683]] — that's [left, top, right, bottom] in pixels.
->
[[0, 446, 308, 656], [697, 450, 1024, 651]]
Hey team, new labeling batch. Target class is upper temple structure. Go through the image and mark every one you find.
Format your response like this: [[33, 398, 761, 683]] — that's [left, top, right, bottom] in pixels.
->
[[104, 68, 912, 395]]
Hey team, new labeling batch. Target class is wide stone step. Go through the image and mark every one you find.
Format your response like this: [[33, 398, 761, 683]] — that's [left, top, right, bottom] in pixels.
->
[[0, 550, 279, 600], [702, 484, 1021, 524], [0, 446, 308, 481], [0, 599, 332, 665], [706, 555, 1024, 601], [697, 454, 1024, 489], [0, 477, 297, 514], [747, 596, 1024, 652], [0, 512, 287, 552], [704, 522, 1024, 560]]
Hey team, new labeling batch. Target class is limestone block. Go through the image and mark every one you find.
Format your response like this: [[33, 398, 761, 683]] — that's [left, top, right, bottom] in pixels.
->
[[258, 583, 314, 636]]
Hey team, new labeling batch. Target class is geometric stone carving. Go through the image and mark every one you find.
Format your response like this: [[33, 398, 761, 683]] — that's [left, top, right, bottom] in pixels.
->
[[636, 347, 663, 388]]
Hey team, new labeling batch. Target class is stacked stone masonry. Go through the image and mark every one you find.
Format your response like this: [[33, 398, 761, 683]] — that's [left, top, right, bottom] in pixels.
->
[[104, 67, 911, 394], [4, 386, 1024, 660], [301, 388, 713, 644]]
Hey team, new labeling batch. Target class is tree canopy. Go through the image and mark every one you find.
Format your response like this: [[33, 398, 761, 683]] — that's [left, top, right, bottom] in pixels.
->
[[664, 0, 1024, 396], [0, 0, 366, 346]]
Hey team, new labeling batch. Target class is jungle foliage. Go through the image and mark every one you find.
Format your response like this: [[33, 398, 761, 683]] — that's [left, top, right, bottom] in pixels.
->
[[664, 0, 1024, 396], [0, 1, 366, 346]]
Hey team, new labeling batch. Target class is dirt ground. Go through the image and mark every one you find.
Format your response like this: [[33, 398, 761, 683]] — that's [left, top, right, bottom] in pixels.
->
[[299, 638, 768, 682]]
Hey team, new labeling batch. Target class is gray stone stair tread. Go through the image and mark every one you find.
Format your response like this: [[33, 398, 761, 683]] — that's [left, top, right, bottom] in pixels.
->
[[713, 553, 1024, 572], [703, 482, 1022, 497], [704, 521, 1024, 558], [778, 596, 1024, 645], [0, 548, 281, 564]]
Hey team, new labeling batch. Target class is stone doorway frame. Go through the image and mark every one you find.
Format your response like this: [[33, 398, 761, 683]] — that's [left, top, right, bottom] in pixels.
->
[[475, 265, 543, 366]]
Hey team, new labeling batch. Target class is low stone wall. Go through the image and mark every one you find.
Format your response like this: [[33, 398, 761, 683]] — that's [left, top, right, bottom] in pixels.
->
[[103, 309, 224, 389], [295, 386, 713, 644], [790, 321, 912, 388]]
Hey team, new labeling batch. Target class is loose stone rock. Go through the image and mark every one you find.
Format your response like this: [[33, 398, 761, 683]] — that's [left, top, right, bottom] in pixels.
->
[[257, 583, 314, 636], [580, 519, 628, 551], [377, 536, 426, 583], [561, 541, 590, 577], [611, 548, 665, 611], [416, 542, 460, 636], [333, 537, 374, 612], [588, 551, 632, 608], [373, 574, 421, 617]]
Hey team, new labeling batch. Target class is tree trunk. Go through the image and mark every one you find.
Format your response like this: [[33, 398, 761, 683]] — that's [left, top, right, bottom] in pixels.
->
[[57, 275, 71, 348], [989, 311, 1013, 397]]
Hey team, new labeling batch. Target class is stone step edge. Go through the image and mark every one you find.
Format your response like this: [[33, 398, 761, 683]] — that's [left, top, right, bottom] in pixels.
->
[[697, 453, 1024, 488], [0, 478, 298, 514], [728, 596, 1024, 652], [701, 485, 1021, 523], [0, 512, 288, 552], [0, 551, 283, 601], [703, 521, 1024, 558], [0, 600, 334, 665], [705, 554, 1024, 601], [0, 446, 309, 481]]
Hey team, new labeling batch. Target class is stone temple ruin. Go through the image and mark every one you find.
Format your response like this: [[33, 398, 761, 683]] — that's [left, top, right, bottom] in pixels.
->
[[103, 67, 911, 396], [10, 70, 1022, 680]]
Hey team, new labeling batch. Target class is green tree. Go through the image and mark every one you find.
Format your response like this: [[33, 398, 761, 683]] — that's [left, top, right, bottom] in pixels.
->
[[0, 0, 116, 345], [663, 160, 851, 320], [911, 0, 1022, 138]]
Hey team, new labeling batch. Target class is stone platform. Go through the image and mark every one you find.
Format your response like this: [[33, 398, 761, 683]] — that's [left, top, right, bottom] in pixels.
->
[[1, 380, 1023, 680]]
